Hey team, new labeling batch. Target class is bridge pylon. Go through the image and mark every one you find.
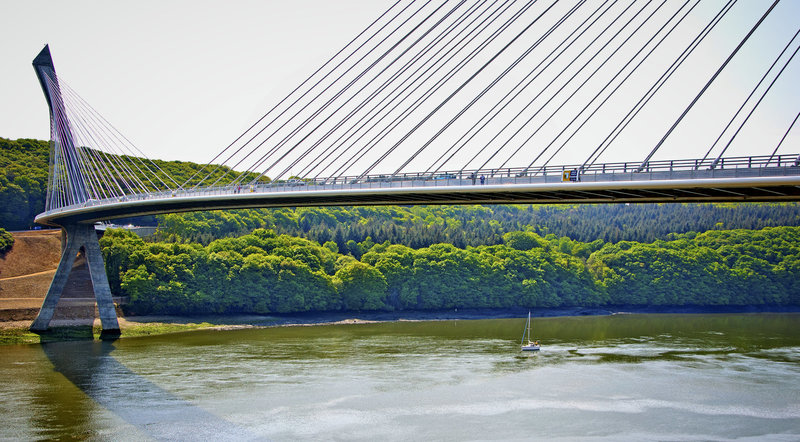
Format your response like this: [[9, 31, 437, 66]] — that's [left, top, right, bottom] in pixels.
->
[[33, 44, 89, 210], [31, 45, 119, 334]]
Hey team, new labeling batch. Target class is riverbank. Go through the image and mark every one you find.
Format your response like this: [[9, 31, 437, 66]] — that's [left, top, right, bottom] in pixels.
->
[[2, 304, 798, 345]]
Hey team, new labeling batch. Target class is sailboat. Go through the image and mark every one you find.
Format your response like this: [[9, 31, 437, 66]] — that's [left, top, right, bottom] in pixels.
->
[[520, 311, 540, 351]]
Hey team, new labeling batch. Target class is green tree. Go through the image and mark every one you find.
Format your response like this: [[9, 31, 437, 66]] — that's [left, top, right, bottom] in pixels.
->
[[0, 227, 13, 255], [335, 261, 388, 311]]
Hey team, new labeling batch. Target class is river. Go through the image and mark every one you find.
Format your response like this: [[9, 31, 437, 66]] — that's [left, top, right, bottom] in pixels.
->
[[1, 313, 799, 440]]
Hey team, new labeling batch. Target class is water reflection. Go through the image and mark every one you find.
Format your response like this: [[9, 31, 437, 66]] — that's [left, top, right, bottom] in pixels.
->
[[40, 340, 256, 440], [2, 313, 798, 440]]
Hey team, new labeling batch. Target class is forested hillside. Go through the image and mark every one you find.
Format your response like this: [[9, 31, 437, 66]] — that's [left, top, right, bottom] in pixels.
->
[[0, 138, 48, 230], [0, 137, 252, 229], [154, 203, 800, 250], [102, 226, 800, 315]]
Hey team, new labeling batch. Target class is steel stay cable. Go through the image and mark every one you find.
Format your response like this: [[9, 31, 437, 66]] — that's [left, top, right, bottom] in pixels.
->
[[181, 0, 407, 189], [64, 93, 172, 193], [243, 1, 453, 185], [321, 0, 528, 180], [78, 146, 115, 199], [520, 0, 663, 174], [582, 0, 736, 170], [48, 83, 110, 200], [487, 0, 643, 173], [385, 0, 565, 178], [268, 0, 473, 182], [438, 0, 611, 176], [42, 71, 87, 204], [44, 136, 57, 211], [297, 0, 501, 180], [44, 129, 57, 210], [44, 122, 66, 209], [712, 37, 800, 165], [699, 26, 800, 167], [197, 0, 422, 189], [50, 96, 106, 201], [326, 0, 537, 180], [61, 82, 170, 194], [290, 0, 490, 181], [636, 0, 781, 172], [58, 83, 148, 196], [534, 0, 693, 175], [217, 0, 439, 188], [63, 99, 155, 199], [43, 73, 92, 203], [47, 124, 69, 209], [42, 74, 76, 206], [778, 111, 800, 165], [59, 79, 179, 191], [61, 91, 142, 201], [348, 0, 549, 181], [52, 73, 154, 198]]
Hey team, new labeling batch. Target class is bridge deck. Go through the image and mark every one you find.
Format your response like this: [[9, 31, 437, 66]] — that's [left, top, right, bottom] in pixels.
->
[[35, 158, 800, 226]]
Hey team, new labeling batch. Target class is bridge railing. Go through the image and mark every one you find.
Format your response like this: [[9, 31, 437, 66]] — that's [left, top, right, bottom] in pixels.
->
[[263, 153, 800, 187], [38, 153, 800, 218]]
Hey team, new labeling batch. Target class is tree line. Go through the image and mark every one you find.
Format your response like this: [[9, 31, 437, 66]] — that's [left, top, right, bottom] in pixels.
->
[[153, 202, 800, 252], [101, 225, 800, 315]]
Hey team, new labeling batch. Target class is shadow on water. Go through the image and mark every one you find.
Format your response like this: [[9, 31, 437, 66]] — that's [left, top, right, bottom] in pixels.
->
[[40, 339, 257, 440], [32, 325, 95, 342]]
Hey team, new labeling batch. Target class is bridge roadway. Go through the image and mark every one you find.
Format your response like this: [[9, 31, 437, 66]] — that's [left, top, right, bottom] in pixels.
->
[[35, 155, 800, 226]]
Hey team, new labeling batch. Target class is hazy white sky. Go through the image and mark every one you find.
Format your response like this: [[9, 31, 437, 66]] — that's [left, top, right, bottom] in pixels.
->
[[2, 0, 798, 172], [1, 0, 386, 162]]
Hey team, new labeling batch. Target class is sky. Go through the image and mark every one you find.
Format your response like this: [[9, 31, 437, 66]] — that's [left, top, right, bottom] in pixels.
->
[[2, 0, 799, 174], [1, 0, 387, 162]]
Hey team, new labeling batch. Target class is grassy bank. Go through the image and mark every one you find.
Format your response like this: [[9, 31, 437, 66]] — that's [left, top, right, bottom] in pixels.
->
[[0, 320, 221, 345]]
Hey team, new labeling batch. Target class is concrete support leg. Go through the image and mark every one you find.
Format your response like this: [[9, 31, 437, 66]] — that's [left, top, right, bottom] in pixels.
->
[[30, 224, 120, 333]]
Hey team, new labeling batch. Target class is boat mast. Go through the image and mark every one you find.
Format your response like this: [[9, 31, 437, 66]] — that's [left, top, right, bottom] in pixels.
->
[[527, 311, 532, 344], [521, 312, 529, 345]]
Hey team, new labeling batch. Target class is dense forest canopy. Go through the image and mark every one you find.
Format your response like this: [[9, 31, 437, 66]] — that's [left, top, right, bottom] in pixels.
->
[[102, 226, 800, 315], [153, 203, 800, 250]]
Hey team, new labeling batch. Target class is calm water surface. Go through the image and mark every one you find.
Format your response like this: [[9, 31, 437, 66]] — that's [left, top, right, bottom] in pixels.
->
[[1, 313, 799, 440]]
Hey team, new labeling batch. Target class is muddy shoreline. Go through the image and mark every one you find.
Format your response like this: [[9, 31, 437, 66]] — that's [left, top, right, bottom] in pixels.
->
[[3, 304, 799, 331], [121, 304, 800, 328]]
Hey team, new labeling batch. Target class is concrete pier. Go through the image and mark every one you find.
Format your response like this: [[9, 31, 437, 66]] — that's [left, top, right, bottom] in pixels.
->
[[30, 224, 120, 333]]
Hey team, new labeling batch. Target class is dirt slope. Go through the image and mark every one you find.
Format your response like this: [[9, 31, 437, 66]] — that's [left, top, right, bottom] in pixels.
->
[[0, 230, 62, 314], [0, 230, 62, 279]]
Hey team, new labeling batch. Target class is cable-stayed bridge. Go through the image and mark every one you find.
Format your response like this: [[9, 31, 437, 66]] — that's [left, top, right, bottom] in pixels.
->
[[27, 0, 800, 332]]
